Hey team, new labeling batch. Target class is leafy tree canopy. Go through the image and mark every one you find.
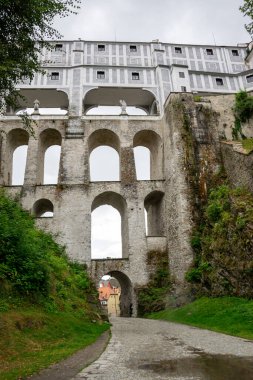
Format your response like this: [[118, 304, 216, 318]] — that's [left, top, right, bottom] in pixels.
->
[[0, 0, 80, 109], [240, 0, 253, 36]]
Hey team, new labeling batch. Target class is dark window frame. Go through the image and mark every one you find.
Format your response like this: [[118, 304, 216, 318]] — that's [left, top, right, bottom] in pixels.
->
[[98, 44, 105, 52], [130, 45, 137, 52], [55, 44, 63, 52], [206, 48, 214, 56], [132, 72, 140, 80], [97, 70, 105, 79], [51, 72, 60, 80], [175, 47, 182, 54], [232, 49, 239, 57], [179, 72, 185, 78], [216, 78, 224, 86], [246, 74, 253, 83]]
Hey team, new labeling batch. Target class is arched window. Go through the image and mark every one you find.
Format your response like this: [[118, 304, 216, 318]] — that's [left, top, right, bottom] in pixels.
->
[[91, 191, 128, 259], [5, 128, 29, 185], [90, 146, 119, 181], [44, 145, 61, 184], [88, 129, 120, 182], [37, 129, 62, 185], [133, 130, 163, 180], [133, 146, 150, 180], [12, 146, 28, 185], [91, 205, 122, 259], [32, 199, 54, 218]]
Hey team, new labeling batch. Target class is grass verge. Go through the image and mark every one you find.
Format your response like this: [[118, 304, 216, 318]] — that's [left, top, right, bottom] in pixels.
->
[[0, 307, 110, 380], [147, 297, 253, 340]]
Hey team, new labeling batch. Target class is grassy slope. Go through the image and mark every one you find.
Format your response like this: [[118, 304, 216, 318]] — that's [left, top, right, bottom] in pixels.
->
[[0, 308, 109, 380], [148, 297, 253, 340]]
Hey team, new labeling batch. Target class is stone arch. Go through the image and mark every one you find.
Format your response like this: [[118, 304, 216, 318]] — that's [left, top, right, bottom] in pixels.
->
[[32, 198, 54, 217], [91, 191, 128, 258], [105, 271, 133, 317], [5, 128, 29, 185], [144, 190, 165, 236], [37, 129, 62, 184], [83, 87, 157, 114], [10, 89, 69, 115], [133, 130, 163, 180], [88, 129, 120, 181]]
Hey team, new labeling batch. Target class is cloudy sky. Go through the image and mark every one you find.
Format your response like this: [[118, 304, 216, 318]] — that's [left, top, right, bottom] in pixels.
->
[[53, 0, 250, 45]]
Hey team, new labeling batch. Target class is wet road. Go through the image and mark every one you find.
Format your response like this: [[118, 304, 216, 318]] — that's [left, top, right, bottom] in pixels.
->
[[73, 317, 253, 380]]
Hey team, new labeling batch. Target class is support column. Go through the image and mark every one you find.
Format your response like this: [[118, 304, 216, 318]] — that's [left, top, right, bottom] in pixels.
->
[[24, 137, 39, 186]]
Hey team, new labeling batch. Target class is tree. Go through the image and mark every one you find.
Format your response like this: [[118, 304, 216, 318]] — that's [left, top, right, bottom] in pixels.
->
[[240, 0, 253, 36], [0, 0, 81, 112]]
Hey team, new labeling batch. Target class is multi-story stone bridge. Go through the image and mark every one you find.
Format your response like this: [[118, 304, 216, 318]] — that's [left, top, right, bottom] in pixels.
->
[[1, 39, 253, 316]]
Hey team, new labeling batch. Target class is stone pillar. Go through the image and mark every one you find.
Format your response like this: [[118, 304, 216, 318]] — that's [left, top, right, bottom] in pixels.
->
[[120, 145, 136, 183], [24, 137, 39, 186]]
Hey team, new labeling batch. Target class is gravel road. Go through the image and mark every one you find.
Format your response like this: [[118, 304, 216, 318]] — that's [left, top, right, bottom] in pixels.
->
[[73, 317, 253, 380]]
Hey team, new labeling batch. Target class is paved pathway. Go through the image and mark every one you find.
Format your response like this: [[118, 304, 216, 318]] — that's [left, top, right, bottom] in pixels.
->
[[73, 317, 253, 380]]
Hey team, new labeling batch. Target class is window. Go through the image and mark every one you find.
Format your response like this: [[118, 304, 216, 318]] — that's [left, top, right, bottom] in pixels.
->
[[51, 72, 59, 80], [179, 72, 185, 78], [181, 86, 187, 92], [246, 74, 253, 83], [175, 47, 182, 54], [232, 49, 239, 57], [97, 71, 105, 79], [206, 48, 214, 56], [216, 78, 224, 86], [55, 44, 63, 51], [130, 45, 137, 52], [132, 72, 140, 80], [98, 44, 105, 51]]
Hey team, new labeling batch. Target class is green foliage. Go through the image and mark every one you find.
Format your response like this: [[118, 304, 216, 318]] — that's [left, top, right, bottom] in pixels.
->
[[242, 138, 253, 153], [234, 91, 253, 123], [187, 185, 253, 297], [0, 0, 81, 108], [148, 297, 253, 340], [193, 95, 202, 102], [137, 251, 170, 316], [0, 190, 97, 310], [240, 0, 253, 36]]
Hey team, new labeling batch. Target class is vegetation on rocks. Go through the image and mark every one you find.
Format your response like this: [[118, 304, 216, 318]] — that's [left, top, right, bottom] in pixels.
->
[[137, 251, 170, 316], [186, 185, 253, 298], [232, 91, 253, 140], [0, 190, 109, 379], [148, 297, 253, 340]]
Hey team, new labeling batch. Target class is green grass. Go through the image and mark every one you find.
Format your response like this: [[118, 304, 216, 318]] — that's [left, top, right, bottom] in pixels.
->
[[147, 297, 253, 340], [0, 307, 110, 380], [242, 138, 253, 153]]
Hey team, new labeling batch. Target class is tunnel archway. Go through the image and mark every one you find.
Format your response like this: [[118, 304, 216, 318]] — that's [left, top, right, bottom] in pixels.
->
[[105, 271, 133, 317]]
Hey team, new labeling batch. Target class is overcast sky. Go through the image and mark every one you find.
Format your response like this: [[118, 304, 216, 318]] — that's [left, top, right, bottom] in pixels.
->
[[53, 0, 250, 45]]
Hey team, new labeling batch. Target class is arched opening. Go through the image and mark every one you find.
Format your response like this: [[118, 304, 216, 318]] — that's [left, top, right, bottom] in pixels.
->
[[83, 87, 157, 115], [86, 106, 147, 116], [12, 146, 28, 185], [44, 145, 61, 184], [88, 129, 120, 182], [91, 205, 122, 259], [90, 146, 119, 181], [144, 191, 165, 236], [37, 129, 62, 185], [91, 192, 128, 259], [98, 271, 133, 317], [133, 146, 150, 180], [98, 275, 121, 317], [9, 89, 69, 116], [32, 199, 54, 218], [5, 128, 29, 185], [133, 130, 163, 180]]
